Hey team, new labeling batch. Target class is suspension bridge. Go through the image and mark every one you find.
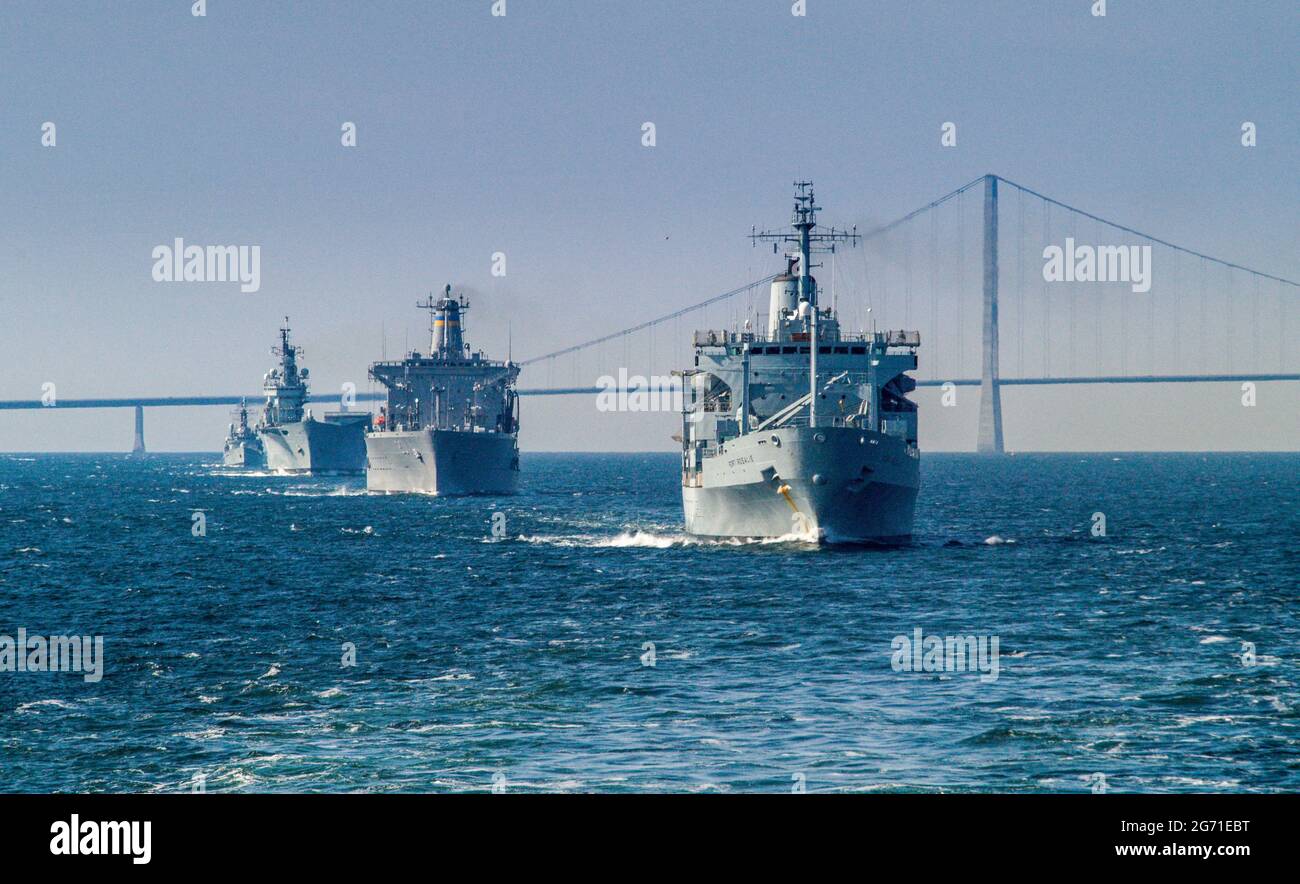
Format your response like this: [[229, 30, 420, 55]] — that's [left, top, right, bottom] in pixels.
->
[[2, 174, 1296, 452]]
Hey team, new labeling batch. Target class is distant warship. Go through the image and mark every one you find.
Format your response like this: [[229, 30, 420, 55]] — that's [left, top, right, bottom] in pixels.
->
[[365, 286, 519, 494], [255, 318, 370, 474], [679, 183, 920, 543], [221, 398, 265, 468]]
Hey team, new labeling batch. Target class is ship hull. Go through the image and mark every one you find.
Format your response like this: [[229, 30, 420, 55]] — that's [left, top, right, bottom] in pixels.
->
[[683, 426, 918, 543], [222, 441, 265, 469], [259, 418, 367, 474], [365, 429, 519, 495]]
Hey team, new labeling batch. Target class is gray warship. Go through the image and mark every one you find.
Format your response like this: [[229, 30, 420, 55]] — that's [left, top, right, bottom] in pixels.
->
[[364, 286, 520, 494], [680, 182, 920, 543], [255, 318, 370, 474], [221, 398, 265, 468]]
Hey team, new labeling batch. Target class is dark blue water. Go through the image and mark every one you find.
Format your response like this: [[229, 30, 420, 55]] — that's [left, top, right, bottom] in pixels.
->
[[1, 452, 1296, 793]]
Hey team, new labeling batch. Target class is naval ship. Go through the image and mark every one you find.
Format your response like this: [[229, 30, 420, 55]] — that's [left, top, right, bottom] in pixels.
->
[[255, 318, 370, 474], [364, 285, 520, 494], [679, 182, 920, 543], [221, 398, 265, 468]]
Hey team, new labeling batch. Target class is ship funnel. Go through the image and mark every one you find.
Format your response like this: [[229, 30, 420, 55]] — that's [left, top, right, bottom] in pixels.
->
[[433, 283, 464, 356], [767, 265, 815, 337]]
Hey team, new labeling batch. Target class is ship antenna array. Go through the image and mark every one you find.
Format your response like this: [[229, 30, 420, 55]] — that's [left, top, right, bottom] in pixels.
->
[[273, 315, 301, 360], [417, 293, 438, 336], [748, 182, 861, 275], [416, 293, 440, 356]]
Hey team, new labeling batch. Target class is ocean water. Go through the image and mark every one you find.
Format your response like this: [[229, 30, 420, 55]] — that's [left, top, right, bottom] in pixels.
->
[[0, 452, 1296, 793]]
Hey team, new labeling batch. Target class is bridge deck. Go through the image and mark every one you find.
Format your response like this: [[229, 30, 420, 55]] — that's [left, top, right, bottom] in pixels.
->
[[1, 374, 1297, 410]]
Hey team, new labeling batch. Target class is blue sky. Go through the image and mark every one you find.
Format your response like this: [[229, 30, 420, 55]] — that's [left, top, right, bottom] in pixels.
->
[[1, 0, 1296, 451]]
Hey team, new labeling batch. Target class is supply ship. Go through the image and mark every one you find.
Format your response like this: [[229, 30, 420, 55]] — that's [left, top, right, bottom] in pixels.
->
[[221, 398, 264, 468], [255, 318, 370, 474], [679, 183, 920, 543], [364, 286, 520, 494]]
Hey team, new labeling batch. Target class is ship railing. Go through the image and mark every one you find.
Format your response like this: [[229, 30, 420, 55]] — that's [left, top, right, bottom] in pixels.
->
[[692, 329, 921, 348], [696, 413, 870, 440], [771, 414, 867, 429]]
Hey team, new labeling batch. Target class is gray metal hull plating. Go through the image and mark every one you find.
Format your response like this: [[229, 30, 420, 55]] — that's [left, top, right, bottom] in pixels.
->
[[683, 426, 918, 543], [259, 419, 366, 474], [222, 441, 265, 469], [365, 429, 519, 495]]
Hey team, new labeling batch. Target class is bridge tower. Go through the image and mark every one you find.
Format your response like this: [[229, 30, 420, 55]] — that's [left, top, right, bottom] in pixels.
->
[[976, 174, 1005, 453], [131, 405, 146, 454]]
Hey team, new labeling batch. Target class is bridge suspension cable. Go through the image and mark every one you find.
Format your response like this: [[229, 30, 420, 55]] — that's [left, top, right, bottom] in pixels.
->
[[517, 274, 779, 366], [996, 175, 1300, 288]]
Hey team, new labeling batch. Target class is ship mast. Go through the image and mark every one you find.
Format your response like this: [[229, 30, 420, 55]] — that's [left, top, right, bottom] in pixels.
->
[[417, 293, 439, 356], [273, 316, 299, 373], [750, 182, 859, 428]]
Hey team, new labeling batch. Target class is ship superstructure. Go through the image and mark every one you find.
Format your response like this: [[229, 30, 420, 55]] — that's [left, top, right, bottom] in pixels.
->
[[364, 285, 520, 494], [222, 398, 265, 468], [680, 183, 920, 543], [255, 318, 369, 474]]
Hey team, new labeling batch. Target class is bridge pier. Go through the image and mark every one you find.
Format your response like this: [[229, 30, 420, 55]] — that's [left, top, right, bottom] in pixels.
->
[[131, 405, 146, 454], [976, 174, 1005, 454]]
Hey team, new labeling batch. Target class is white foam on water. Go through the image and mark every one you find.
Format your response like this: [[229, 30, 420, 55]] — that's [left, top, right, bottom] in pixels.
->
[[16, 699, 75, 713], [1175, 714, 1235, 727], [603, 530, 678, 548], [177, 727, 226, 741], [518, 529, 820, 549], [1160, 776, 1240, 789], [277, 486, 369, 498]]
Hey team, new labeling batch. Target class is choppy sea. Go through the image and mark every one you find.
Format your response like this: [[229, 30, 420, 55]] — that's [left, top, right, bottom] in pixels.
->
[[1, 452, 1296, 793]]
